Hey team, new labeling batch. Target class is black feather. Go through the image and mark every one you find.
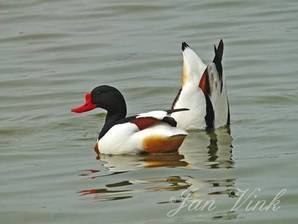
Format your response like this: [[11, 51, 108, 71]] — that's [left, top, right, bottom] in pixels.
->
[[213, 40, 224, 92]]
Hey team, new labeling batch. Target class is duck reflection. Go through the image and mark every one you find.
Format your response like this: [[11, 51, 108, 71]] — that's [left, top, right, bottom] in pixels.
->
[[79, 127, 236, 203], [78, 174, 237, 204], [79, 175, 190, 199], [206, 127, 234, 169], [97, 152, 189, 173], [179, 126, 233, 169], [78, 152, 189, 180]]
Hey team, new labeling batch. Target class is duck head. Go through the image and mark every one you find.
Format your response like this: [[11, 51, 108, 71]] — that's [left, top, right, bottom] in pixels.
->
[[71, 85, 127, 119]]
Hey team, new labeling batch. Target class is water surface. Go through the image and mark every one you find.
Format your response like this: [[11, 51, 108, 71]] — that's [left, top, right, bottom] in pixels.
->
[[1, 0, 298, 223]]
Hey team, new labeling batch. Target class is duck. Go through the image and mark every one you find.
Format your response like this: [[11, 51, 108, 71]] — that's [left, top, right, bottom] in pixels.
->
[[171, 40, 230, 130], [71, 85, 188, 156]]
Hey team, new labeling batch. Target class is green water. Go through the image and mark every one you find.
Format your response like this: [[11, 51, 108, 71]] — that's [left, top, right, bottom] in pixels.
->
[[1, 0, 298, 223]]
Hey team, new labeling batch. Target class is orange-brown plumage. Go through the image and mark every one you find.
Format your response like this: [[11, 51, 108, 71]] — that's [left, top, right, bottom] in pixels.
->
[[94, 143, 100, 159], [143, 134, 186, 153]]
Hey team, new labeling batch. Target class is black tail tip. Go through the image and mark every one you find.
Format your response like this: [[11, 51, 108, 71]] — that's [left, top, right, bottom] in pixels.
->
[[218, 39, 224, 50], [182, 42, 189, 51]]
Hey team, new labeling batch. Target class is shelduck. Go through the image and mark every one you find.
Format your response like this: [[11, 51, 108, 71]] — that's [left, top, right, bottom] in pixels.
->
[[171, 40, 230, 130], [71, 85, 188, 156]]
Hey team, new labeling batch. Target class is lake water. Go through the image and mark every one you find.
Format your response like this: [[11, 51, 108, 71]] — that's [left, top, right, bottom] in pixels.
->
[[1, 0, 298, 223]]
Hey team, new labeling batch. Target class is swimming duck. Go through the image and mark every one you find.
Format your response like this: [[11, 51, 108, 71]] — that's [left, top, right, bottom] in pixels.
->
[[171, 40, 230, 130], [71, 85, 188, 155]]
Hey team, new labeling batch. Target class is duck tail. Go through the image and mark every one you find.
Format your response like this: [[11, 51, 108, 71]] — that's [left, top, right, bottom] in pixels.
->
[[213, 39, 224, 92]]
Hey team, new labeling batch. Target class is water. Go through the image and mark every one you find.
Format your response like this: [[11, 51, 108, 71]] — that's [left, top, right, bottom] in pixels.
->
[[1, 0, 298, 223]]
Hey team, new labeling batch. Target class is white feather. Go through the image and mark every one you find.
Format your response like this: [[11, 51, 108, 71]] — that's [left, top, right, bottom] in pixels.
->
[[207, 63, 229, 128], [137, 110, 167, 120], [133, 124, 187, 140], [98, 123, 139, 154], [98, 119, 187, 155], [172, 46, 207, 129], [172, 84, 206, 130], [182, 47, 207, 85]]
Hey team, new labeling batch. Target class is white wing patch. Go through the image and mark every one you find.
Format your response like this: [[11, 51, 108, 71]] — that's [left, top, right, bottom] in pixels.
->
[[182, 47, 207, 85], [136, 110, 167, 120]]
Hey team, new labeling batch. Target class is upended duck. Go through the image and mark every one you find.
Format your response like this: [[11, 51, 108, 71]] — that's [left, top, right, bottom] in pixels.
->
[[71, 85, 188, 155], [171, 40, 230, 130]]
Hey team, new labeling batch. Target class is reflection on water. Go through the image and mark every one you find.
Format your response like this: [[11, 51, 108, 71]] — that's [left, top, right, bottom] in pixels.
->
[[79, 128, 236, 207], [207, 127, 234, 169], [97, 152, 188, 173], [181, 127, 234, 169], [79, 174, 237, 206], [79, 176, 190, 200], [140, 153, 188, 168]]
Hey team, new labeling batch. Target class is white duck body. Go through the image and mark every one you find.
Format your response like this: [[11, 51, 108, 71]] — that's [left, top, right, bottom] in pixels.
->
[[171, 42, 207, 130], [171, 84, 206, 130], [98, 111, 188, 155]]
